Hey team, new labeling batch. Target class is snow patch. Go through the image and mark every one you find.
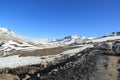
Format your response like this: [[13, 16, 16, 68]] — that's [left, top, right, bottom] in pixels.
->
[[92, 36, 120, 43], [0, 45, 93, 69]]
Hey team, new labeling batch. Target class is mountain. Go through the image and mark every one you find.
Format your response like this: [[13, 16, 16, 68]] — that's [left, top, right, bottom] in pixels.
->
[[0, 27, 88, 56], [53, 35, 87, 46], [0, 27, 22, 41], [0, 27, 120, 56], [0, 28, 41, 56], [106, 31, 120, 37], [32, 35, 88, 48]]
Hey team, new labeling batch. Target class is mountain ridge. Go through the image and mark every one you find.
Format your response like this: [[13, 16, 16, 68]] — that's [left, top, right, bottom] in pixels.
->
[[0, 27, 87, 46], [0, 27, 120, 56]]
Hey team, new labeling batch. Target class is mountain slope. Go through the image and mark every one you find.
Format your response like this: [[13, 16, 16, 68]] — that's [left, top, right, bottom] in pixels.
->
[[0, 28, 41, 56], [0, 27, 120, 57], [0, 28, 23, 41]]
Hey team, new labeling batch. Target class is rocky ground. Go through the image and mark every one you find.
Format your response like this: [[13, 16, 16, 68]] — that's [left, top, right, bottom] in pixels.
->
[[0, 47, 120, 80]]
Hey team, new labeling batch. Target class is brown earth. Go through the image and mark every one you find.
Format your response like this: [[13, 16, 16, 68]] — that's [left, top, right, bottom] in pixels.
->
[[10, 46, 79, 57]]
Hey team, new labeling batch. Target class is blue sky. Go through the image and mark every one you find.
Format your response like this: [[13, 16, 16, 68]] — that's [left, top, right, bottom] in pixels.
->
[[0, 0, 120, 39]]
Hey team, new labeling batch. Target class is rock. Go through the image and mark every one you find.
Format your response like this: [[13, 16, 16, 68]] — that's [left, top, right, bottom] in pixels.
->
[[51, 69, 58, 72]]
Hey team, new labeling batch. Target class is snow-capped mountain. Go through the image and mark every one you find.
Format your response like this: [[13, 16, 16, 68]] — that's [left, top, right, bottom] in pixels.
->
[[106, 32, 120, 37], [0, 27, 120, 56], [0, 27, 22, 41], [0, 28, 41, 56], [53, 35, 87, 46], [35, 35, 87, 47], [0, 28, 17, 36], [0, 27, 88, 56]]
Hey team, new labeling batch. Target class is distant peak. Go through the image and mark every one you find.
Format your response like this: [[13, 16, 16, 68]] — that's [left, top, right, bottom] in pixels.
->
[[0, 27, 13, 33], [0, 27, 19, 38], [64, 35, 85, 39], [70, 35, 81, 38]]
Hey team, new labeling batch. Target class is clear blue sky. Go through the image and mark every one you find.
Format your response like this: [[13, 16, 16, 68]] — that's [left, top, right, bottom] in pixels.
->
[[0, 0, 120, 38]]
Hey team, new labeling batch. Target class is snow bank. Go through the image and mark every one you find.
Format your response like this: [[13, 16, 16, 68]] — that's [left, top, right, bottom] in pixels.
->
[[60, 44, 93, 56], [92, 36, 120, 43], [0, 45, 93, 69]]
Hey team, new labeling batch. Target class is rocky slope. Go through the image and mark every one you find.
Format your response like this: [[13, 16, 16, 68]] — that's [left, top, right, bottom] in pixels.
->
[[0, 44, 120, 80]]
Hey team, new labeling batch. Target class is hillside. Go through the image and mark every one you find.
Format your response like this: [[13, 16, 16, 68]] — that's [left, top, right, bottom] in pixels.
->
[[0, 43, 120, 80], [0, 27, 120, 80]]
